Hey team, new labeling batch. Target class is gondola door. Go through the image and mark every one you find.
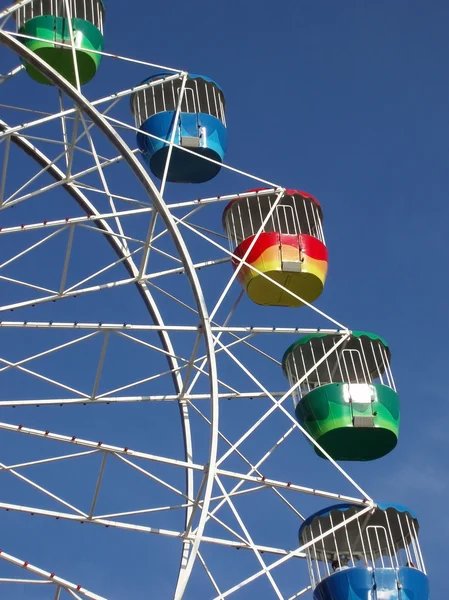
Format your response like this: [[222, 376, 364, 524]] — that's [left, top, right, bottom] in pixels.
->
[[275, 205, 302, 272], [178, 87, 202, 149], [342, 349, 376, 428]]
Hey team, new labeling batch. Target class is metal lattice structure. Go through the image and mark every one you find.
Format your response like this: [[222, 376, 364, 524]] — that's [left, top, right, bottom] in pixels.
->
[[0, 2, 397, 598]]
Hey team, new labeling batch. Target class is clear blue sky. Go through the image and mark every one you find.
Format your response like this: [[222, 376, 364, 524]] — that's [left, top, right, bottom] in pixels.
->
[[0, 0, 448, 598]]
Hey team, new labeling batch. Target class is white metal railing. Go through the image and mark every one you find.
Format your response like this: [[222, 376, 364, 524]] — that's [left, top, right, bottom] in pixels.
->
[[285, 335, 396, 405], [224, 191, 325, 248], [16, 0, 104, 32], [132, 76, 226, 127]]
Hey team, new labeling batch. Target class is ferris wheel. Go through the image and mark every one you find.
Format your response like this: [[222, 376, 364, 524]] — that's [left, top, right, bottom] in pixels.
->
[[0, 2, 430, 599]]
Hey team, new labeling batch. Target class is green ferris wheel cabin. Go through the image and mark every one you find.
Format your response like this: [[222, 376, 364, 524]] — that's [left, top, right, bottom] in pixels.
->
[[282, 331, 400, 461], [15, 0, 105, 86]]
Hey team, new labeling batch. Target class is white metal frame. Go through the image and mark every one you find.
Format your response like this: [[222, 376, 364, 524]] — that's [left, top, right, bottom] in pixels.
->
[[0, 5, 401, 598], [0, 546, 107, 599], [0, 33, 218, 597]]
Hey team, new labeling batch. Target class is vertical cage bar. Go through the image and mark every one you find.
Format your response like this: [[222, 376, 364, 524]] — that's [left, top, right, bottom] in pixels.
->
[[356, 518, 369, 566], [318, 521, 331, 578], [341, 512, 355, 566], [246, 197, 254, 237], [369, 340, 385, 386], [309, 342, 322, 387], [321, 338, 333, 384], [384, 511, 400, 569], [396, 513, 413, 565], [230, 207, 239, 247]]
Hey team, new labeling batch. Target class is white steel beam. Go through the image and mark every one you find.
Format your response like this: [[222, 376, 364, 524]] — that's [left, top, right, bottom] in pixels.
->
[[0, 547, 107, 599], [0, 421, 368, 504]]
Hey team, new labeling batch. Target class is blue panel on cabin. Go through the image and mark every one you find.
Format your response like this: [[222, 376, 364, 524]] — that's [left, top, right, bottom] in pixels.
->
[[397, 567, 429, 600], [313, 568, 375, 600], [136, 111, 227, 183], [312, 568, 429, 600]]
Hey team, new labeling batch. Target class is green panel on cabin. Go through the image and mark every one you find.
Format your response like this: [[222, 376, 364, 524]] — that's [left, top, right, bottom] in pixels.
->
[[20, 16, 104, 85], [295, 383, 399, 461]]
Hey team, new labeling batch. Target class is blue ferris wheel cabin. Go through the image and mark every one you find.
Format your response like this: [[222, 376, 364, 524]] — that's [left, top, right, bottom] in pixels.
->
[[130, 73, 228, 183], [299, 503, 429, 600]]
